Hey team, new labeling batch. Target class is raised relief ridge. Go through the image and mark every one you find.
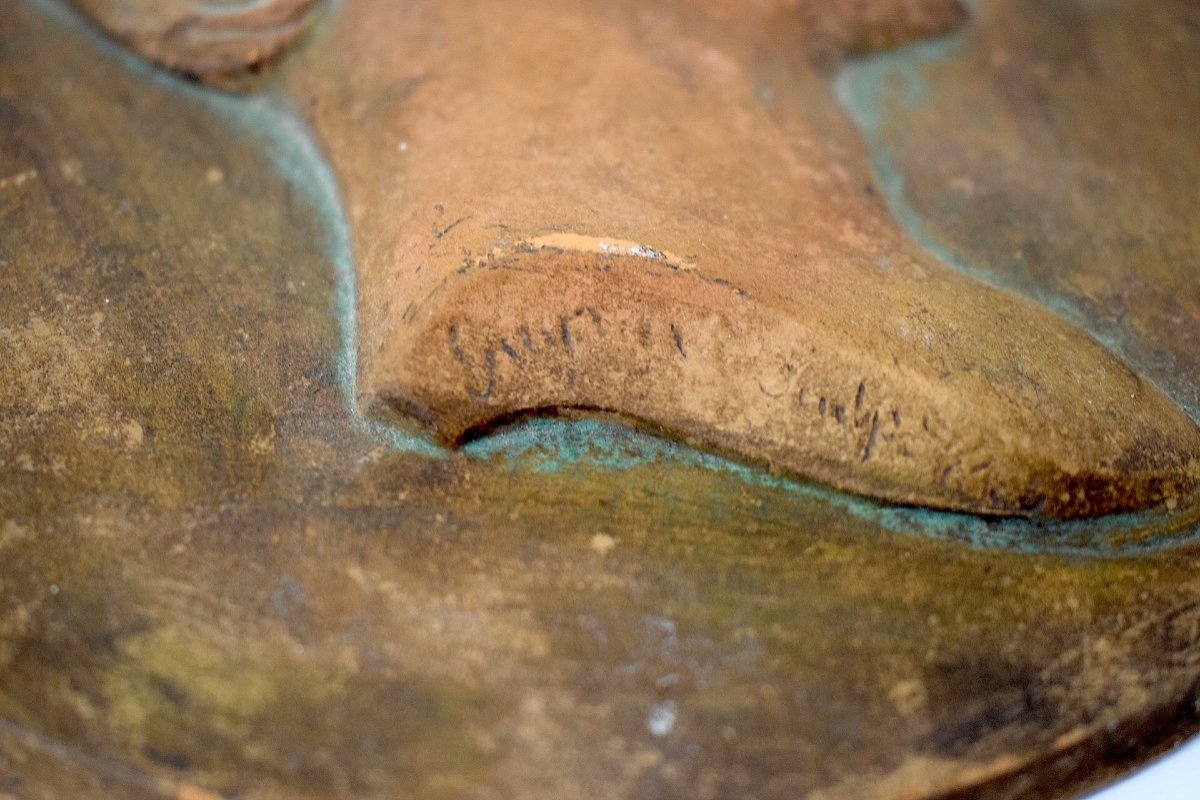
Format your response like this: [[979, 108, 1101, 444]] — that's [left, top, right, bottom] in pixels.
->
[[72, 0, 1200, 518]]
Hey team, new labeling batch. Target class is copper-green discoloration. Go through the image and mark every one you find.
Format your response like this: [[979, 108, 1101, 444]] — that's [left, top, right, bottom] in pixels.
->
[[840, 0, 1200, 420], [2, 1, 1200, 799]]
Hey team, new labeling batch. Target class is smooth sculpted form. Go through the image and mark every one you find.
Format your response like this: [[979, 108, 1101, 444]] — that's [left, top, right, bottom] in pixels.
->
[[72, 0, 1200, 518]]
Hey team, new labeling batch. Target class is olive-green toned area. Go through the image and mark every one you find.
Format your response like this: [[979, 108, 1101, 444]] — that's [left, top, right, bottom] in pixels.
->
[[1, 2, 1199, 799]]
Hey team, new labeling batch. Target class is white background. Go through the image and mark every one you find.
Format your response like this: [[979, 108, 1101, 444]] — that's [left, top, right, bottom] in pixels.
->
[[1088, 733, 1200, 798]]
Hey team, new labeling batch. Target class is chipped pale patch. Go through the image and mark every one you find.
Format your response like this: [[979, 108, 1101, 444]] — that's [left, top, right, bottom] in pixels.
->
[[249, 427, 277, 457], [0, 169, 37, 191], [59, 158, 84, 185], [526, 233, 695, 271], [122, 420, 144, 450], [887, 678, 927, 718], [589, 532, 617, 555], [0, 520, 30, 551]]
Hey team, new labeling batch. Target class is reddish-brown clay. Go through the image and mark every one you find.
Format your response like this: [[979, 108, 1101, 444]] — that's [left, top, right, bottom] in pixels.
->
[[71, 0, 1200, 518]]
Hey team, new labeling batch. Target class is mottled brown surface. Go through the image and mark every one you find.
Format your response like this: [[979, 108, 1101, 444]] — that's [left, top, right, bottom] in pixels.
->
[[2, 1, 1200, 800], [65, 0, 1200, 518]]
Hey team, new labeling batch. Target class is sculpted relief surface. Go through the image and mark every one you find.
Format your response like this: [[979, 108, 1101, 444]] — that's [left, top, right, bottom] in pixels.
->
[[2, 1, 1200, 799], [68, 0, 1200, 519]]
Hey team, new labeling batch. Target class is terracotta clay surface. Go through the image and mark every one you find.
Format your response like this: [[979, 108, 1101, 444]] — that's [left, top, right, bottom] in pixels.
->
[[69, 0, 321, 86], [3, 1, 1200, 800], [292, 0, 1200, 520], [70, 0, 1200, 519]]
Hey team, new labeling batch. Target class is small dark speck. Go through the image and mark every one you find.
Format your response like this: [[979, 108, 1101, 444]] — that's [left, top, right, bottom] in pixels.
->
[[500, 339, 522, 362], [855, 381, 866, 411], [862, 411, 880, 462], [449, 323, 466, 363], [145, 747, 191, 771], [818, 397, 827, 416], [435, 216, 469, 240], [560, 318, 574, 354], [834, 405, 845, 424], [864, 183, 875, 195], [670, 323, 687, 358], [892, 409, 902, 428]]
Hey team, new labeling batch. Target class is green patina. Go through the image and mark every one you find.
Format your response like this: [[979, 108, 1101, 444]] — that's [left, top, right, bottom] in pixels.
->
[[34, 0, 1199, 555]]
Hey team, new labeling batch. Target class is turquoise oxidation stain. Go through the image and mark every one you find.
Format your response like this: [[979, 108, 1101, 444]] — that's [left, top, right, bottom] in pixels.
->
[[30, 0, 1199, 555], [832, 0, 1084, 308], [27, 0, 440, 458], [833, 0, 1196, 420], [832, 0, 1200, 551], [466, 418, 1200, 556], [833, 17, 969, 278]]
